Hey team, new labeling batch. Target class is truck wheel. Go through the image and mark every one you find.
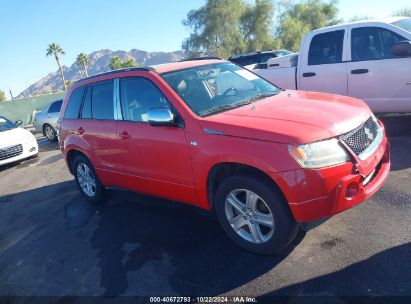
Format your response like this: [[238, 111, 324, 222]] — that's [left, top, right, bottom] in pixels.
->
[[215, 174, 299, 255], [72, 155, 105, 204], [43, 124, 57, 141]]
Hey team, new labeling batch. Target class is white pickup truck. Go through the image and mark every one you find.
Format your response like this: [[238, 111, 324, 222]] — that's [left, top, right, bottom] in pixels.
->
[[256, 17, 411, 112]]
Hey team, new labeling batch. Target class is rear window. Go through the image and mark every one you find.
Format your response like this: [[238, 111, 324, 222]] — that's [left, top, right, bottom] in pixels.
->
[[260, 53, 277, 63], [308, 30, 345, 65], [48, 99, 63, 113], [392, 18, 411, 33], [91, 80, 114, 120], [230, 55, 259, 66], [64, 87, 85, 119]]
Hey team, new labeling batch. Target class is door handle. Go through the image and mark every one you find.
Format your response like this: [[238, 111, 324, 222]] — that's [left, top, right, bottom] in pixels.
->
[[351, 69, 369, 74], [119, 131, 131, 139], [47, 115, 51, 118], [302, 72, 316, 77], [77, 127, 85, 135]]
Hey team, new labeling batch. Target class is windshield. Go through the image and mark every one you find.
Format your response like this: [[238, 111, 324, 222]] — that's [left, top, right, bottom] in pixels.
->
[[0, 116, 17, 132], [161, 62, 280, 117], [392, 18, 411, 33]]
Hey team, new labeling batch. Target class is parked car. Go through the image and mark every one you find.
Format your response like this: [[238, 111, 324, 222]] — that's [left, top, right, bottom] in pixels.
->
[[228, 50, 293, 69], [255, 17, 411, 113], [34, 99, 63, 141], [0, 116, 38, 166], [58, 59, 390, 254]]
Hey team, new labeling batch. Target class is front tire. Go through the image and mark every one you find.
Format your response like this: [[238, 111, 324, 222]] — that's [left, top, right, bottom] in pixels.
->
[[215, 174, 299, 255], [72, 155, 105, 204]]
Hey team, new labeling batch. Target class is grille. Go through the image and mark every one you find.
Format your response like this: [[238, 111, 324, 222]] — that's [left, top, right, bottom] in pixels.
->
[[0, 144, 23, 161], [342, 117, 379, 155]]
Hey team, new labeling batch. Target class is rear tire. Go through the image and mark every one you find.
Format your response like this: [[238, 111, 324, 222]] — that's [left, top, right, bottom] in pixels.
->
[[215, 174, 299, 255], [72, 155, 105, 204], [43, 124, 57, 141]]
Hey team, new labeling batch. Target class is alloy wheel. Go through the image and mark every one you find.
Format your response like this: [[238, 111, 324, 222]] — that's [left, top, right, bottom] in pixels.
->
[[76, 163, 96, 197], [224, 189, 275, 244], [45, 126, 55, 140]]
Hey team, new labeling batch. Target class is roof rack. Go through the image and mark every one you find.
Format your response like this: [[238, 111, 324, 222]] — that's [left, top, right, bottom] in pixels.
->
[[74, 66, 152, 84], [179, 56, 223, 62]]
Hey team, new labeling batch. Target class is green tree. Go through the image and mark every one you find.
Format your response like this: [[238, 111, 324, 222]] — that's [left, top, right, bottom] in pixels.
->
[[109, 56, 138, 70], [241, 0, 277, 51], [276, 0, 341, 52], [109, 56, 123, 70], [65, 80, 74, 88], [0, 90, 6, 102], [393, 7, 411, 17], [46, 43, 67, 90], [76, 53, 89, 77], [182, 0, 247, 58]]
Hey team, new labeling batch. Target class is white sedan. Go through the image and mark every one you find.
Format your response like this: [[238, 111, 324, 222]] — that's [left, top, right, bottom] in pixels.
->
[[0, 116, 38, 166]]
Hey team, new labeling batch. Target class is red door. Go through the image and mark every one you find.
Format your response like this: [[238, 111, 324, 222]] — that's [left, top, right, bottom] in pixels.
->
[[116, 77, 197, 204], [75, 79, 123, 186]]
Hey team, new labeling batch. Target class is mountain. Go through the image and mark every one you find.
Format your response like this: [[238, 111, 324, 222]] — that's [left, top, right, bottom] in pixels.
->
[[18, 49, 187, 98]]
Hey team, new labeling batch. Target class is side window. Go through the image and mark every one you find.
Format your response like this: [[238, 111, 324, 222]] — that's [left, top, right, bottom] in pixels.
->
[[91, 80, 114, 120], [81, 87, 92, 119], [64, 87, 85, 119], [308, 30, 345, 65], [120, 77, 170, 122], [351, 27, 406, 61], [48, 100, 63, 113]]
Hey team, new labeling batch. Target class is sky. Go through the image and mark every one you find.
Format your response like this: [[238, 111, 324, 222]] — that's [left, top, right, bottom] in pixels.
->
[[0, 0, 410, 97]]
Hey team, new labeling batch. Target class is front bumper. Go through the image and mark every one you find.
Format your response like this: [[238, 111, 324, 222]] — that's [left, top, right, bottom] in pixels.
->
[[271, 137, 390, 223], [0, 140, 38, 166]]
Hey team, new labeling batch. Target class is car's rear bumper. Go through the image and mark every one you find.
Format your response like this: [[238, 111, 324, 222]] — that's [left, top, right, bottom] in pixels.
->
[[271, 140, 390, 223]]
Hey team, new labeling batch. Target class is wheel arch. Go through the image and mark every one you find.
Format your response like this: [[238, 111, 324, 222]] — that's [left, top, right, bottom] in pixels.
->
[[206, 162, 286, 210], [66, 149, 88, 175]]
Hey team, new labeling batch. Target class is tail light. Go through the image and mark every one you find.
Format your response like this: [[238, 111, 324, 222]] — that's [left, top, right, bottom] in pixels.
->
[[56, 117, 63, 130]]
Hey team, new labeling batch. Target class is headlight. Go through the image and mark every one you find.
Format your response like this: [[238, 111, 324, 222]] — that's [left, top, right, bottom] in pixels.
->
[[288, 138, 350, 169]]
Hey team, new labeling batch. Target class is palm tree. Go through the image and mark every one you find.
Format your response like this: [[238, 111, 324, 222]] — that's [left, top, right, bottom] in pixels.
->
[[46, 43, 67, 90], [76, 53, 89, 77]]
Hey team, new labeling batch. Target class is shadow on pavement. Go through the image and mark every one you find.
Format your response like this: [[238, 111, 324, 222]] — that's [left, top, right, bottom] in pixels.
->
[[378, 114, 411, 138], [388, 137, 411, 172], [259, 242, 411, 298], [89, 190, 305, 296], [0, 182, 305, 297], [36, 137, 60, 153]]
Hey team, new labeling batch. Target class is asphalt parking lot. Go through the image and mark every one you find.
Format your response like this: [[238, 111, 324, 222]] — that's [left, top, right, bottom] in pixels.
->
[[0, 115, 410, 301]]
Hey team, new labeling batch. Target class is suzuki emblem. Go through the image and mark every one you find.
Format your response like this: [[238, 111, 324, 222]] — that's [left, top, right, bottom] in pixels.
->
[[364, 127, 374, 141]]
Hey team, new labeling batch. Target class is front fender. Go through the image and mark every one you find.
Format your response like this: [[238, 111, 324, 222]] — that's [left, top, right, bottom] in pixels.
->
[[186, 131, 298, 209]]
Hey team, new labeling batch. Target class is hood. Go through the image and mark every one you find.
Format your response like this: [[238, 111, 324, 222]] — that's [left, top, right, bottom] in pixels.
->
[[200, 90, 372, 144], [0, 127, 34, 148]]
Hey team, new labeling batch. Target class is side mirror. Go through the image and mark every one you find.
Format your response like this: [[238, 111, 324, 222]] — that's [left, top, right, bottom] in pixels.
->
[[147, 108, 176, 127], [391, 40, 411, 57], [15, 120, 23, 127]]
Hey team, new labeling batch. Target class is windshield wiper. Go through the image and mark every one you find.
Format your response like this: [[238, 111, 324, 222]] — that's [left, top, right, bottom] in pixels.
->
[[245, 92, 277, 102], [202, 100, 254, 116], [201, 93, 278, 117]]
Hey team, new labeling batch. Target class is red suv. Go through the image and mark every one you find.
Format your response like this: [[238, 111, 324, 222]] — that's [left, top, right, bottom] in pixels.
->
[[59, 59, 390, 254]]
